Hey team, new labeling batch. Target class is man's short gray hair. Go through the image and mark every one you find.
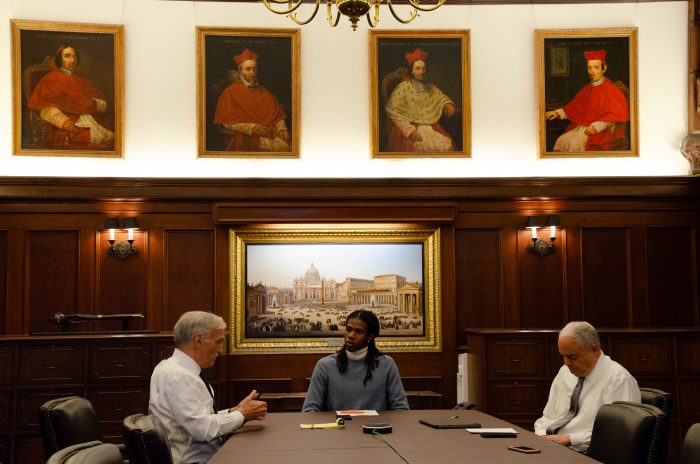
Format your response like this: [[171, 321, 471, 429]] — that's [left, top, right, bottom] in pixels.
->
[[173, 311, 226, 347], [559, 321, 600, 349]]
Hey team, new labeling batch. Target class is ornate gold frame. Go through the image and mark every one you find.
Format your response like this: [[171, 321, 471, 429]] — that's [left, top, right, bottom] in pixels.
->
[[369, 29, 471, 158], [229, 224, 442, 354], [536, 28, 639, 158], [11, 20, 124, 158], [196, 27, 300, 158]]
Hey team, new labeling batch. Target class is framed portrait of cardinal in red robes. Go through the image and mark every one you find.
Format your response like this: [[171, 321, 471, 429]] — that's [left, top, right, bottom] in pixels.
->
[[536, 28, 638, 158], [11, 20, 124, 158], [197, 27, 300, 158], [370, 30, 471, 159]]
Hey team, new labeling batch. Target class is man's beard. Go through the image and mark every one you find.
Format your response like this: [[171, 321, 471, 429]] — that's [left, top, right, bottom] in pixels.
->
[[241, 75, 259, 87]]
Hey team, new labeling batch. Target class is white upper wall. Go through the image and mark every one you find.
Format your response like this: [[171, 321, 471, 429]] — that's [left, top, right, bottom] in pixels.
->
[[0, 0, 689, 177]]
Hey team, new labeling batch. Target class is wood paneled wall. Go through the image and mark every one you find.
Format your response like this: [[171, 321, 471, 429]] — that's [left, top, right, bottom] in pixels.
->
[[0, 176, 698, 407]]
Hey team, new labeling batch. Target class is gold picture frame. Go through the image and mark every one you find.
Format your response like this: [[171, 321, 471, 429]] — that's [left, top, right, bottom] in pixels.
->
[[229, 224, 442, 354], [370, 30, 471, 158], [11, 19, 124, 157], [197, 27, 300, 158], [536, 28, 638, 158]]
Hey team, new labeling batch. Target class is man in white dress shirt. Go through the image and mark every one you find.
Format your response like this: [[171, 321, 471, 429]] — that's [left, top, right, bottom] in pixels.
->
[[534, 321, 640, 452], [149, 311, 267, 464]]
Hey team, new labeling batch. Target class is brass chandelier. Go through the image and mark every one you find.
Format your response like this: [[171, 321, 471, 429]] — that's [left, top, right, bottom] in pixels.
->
[[261, 0, 446, 31]]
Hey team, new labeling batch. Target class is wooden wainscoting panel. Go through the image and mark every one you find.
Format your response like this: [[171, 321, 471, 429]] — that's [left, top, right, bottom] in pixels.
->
[[0, 434, 9, 464], [646, 226, 697, 327], [88, 342, 152, 383], [485, 381, 548, 425], [259, 392, 307, 412], [518, 228, 565, 329], [6, 230, 26, 334], [87, 387, 149, 426], [678, 381, 700, 422], [455, 229, 504, 329], [581, 227, 630, 327], [155, 339, 176, 363], [26, 230, 79, 334], [229, 378, 294, 406], [399, 375, 443, 393], [611, 336, 674, 376], [486, 337, 546, 377], [0, 231, 6, 334], [0, 345, 11, 387], [678, 336, 700, 376], [18, 343, 84, 386], [14, 434, 44, 464], [97, 230, 147, 331], [400, 375, 444, 409], [0, 389, 11, 432], [164, 230, 215, 331], [214, 203, 456, 223]]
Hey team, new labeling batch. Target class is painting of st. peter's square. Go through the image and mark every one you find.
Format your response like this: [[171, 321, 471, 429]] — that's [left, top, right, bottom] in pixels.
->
[[245, 243, 424, 338]]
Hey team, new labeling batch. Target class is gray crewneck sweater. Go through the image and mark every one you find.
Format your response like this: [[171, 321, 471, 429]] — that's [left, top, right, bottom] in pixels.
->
[[302, 353, 409, 412]]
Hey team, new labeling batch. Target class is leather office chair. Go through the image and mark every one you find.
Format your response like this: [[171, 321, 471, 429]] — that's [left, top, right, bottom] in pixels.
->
[[453, 402, 476, 410], [681, 423, 700, 464], [39, 396, 104, 459], [46, 440, 123, 464], [587, 401, 668, 464], [640, 387, 673, 416], [121, 413, 174, 464]]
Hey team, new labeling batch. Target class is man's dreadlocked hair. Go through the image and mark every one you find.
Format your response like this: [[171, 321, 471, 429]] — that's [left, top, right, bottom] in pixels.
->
[[336, 309, 383, 386]]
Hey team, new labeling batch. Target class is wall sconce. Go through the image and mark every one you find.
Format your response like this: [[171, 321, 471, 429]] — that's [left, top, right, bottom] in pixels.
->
[[526, 215, 561, 256], [104, 216, 139, 259]]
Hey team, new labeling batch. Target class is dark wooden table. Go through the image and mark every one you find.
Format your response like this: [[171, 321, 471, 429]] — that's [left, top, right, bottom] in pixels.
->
[[209, 409, 601, 464]]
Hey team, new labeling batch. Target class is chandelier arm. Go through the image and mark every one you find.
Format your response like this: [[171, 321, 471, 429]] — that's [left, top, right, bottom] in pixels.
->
[[261, 0, 305, 15], [365, 2, 380, 27], [326, 0, 342, 27], [289, 0, 322, 25], [263, 0, 302, 4], [386, 0, 418, 24], [406, 0, 446, 12]]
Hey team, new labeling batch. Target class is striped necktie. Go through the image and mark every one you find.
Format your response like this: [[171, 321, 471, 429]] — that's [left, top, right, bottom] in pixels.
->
[[546, 376, 585, 435]]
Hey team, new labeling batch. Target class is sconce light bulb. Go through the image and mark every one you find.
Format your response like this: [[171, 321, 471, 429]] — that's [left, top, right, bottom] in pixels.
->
[[109, 229, 115, 241], [127, 228, 134, 241], [529, 227, 538, 240], [550, 225, 556, 240]]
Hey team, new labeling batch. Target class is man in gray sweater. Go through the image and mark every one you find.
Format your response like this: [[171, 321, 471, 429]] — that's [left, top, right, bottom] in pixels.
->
[[302, 309, 409, 412]]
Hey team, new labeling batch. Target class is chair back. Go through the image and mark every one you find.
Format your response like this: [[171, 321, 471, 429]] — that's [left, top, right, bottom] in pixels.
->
[[46, 441, 123, 464], [21, 55, 55, 148], [681, 423, 700, 464], [121, 413, 174, 464], [640, 388, 673, 416], [38, 396, 103, 459], [452, 402, 476, 410], [587, 401, 668, 464]]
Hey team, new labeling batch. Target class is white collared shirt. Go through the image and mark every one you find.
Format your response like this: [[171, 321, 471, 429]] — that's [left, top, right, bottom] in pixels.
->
[[149, 348, 244, 464], [534, 352, 640, 451]]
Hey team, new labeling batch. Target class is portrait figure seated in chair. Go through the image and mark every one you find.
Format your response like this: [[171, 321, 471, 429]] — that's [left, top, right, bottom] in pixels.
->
[[383, 48, 457, 153], [545, 49, 629, 152], [212, 48, 291, 153], [26, 45, 115, 151]]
